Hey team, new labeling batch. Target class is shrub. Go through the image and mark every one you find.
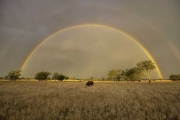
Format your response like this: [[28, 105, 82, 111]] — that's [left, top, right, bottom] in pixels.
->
[[35, 71, 51, 81]]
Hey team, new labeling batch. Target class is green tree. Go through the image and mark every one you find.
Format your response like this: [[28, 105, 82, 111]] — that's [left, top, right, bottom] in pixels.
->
[[52, 72, 67, 81], [169, 74, 180, 82], [107, 69, 123, 81], [133, 67, 144, 82], [107, 69, 117, 81], [57, 74, 66, 81], [136, 60, 156, 81], [116, 69, 123, 81], [123, 67, 143, 82], [8, 70, 22, 81], [35, 71, 51, 81], [52, 72, 59, 80], [119, 70, 126, 81]]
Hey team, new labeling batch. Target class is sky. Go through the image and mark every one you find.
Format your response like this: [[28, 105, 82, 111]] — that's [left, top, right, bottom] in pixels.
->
[[0, 0, 180, 79]]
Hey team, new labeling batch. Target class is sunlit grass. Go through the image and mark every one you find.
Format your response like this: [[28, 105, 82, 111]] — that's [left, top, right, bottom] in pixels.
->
[[0, 81, 179, 120]]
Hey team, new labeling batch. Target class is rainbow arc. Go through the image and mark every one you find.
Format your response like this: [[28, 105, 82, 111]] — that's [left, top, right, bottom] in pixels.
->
[[21, 24, 163, 79]]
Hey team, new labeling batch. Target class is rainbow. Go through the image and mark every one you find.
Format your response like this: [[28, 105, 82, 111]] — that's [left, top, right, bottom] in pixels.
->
[[21, 24, 163, 78]]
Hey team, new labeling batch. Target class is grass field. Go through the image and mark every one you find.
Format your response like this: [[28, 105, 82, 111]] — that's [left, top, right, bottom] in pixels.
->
[[0, 81, 179, 120]]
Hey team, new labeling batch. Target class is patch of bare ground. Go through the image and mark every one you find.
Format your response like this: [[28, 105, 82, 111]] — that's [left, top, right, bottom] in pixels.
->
[[0, 81, 179, 120]]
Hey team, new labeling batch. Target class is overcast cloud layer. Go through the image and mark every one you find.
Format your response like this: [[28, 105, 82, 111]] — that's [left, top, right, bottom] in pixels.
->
[[0, 0, 180, 78], [23, 27, 159, 79]]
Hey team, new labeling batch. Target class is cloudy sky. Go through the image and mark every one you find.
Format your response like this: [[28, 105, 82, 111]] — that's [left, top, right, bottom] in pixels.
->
[[0, 0, 180, 79]]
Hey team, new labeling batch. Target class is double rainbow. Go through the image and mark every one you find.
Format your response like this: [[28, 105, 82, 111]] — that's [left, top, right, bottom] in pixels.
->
[[21, 24, 163, 79]]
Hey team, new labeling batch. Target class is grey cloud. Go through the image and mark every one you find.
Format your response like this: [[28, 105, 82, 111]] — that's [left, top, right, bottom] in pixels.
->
[[0, 0, 179, 78]]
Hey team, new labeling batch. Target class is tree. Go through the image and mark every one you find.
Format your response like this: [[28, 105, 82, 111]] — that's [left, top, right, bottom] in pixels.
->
[[123, 67, 143, 82], [107, 69, 117, 81], [57, 74, 66, 81], [107, 69, 123, 81], [8, 70, 22, 81], [52, 72, 67, 81], [35, 71, 51, 81], [107, 69, 114, 81], [116, 69, 123, 81], [132, 67, 144, 82], [169, 74, 180, 82], [136, 60, 156, 81], [52, 72, 59, 80], [119, 70, 126, 81]]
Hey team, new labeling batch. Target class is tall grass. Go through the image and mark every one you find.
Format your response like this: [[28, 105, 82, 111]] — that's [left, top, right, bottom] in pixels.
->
[[0, 82, 179, 120]]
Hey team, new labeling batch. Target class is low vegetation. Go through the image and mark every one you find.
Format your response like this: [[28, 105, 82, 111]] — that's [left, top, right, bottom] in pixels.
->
[[1, 60, 179, 83], [34, 71, 51, 81], [0, 82, 179, 120], [169, 74, 180, 82], [7, 70, 22, 81], [107, 60, 156, 82], [52, 72, 69, 81]]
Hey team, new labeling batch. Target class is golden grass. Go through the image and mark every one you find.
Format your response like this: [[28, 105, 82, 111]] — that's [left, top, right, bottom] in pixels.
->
[[0, 81, 179, 120]]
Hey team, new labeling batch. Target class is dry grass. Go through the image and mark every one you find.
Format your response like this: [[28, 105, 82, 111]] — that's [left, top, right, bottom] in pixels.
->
[[0, 81, 179, 120]]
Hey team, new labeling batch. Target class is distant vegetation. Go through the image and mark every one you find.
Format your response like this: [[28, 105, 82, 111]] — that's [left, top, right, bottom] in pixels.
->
[[0, 60, 179, 82], [7, 70, 22, 81], [169, 74, 180, 82], [107, 60, 156, 83], [52, 72, 69, 81], [34, 71, 51, 81]]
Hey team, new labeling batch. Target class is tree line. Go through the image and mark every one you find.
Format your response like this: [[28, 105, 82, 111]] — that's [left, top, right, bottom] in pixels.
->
[[1, 70, 68, 81], [106, 60, 156, 83], [1, 60, 179, 82], [169, 74, 180, 82], [106, 60, 180, 83]]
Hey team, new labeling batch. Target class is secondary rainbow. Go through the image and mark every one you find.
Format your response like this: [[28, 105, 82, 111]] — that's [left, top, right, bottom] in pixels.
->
[[21, 24, 163, 78]]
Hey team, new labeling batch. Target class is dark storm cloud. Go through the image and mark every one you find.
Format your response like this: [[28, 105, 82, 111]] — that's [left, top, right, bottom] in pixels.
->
[[0, 0, 180, 78]]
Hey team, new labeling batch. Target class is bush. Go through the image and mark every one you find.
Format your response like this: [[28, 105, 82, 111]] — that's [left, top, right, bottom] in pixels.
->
[[35, 71, 51, 81], [7, 70, 22, 81], [169, 74, 180, 82], [52, 72, 68, 81]]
